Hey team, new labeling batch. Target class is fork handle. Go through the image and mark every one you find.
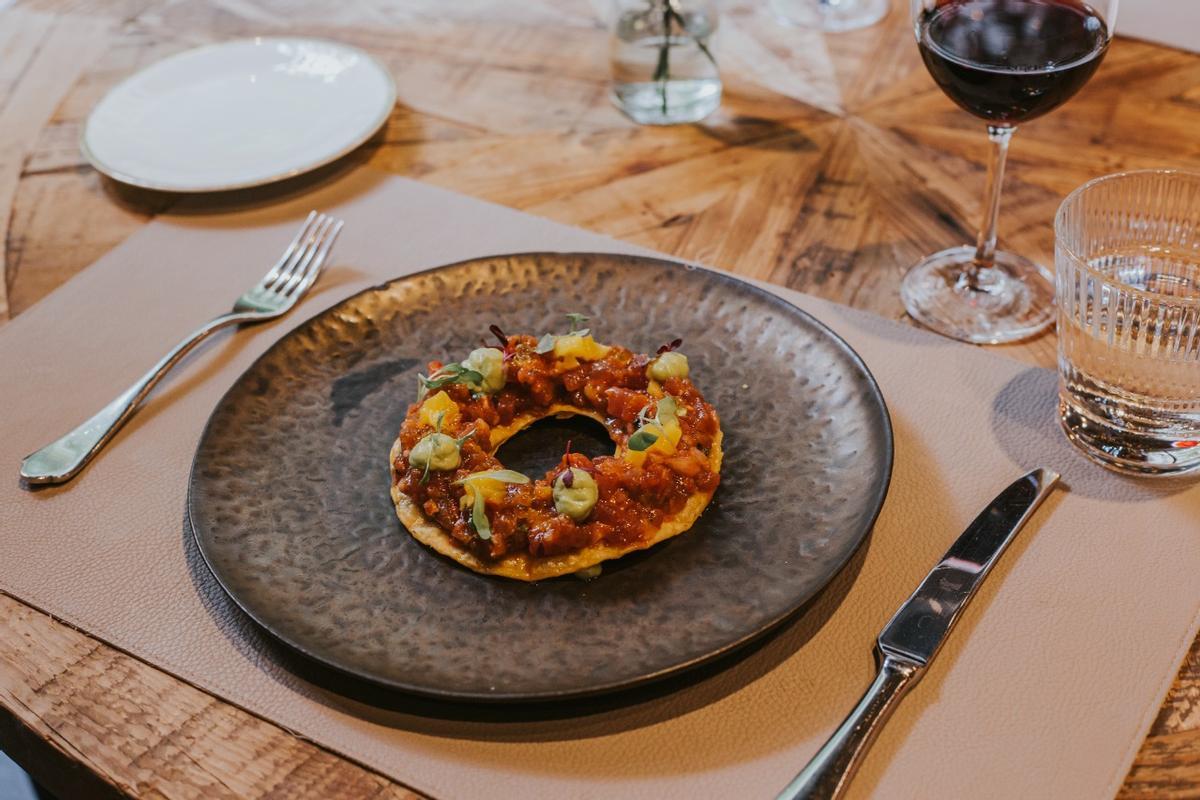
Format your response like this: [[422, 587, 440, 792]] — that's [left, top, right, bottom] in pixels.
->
[[20, 312, 253, 485]]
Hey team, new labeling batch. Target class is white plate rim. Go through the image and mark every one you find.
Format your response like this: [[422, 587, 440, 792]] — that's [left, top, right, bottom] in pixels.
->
[[80, 36, 397, 193]]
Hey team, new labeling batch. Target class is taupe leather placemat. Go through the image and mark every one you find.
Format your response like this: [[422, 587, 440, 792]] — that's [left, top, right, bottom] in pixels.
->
[[2, 171, 1197, 799]]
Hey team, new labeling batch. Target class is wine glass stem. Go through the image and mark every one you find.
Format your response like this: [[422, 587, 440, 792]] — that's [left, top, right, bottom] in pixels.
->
[[970, 124, 1016, 283]]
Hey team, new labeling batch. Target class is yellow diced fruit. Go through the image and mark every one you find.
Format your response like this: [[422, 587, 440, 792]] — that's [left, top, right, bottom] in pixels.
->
[[475, 478, 507, 502], [458, 478, 506, 509], [553, 334, 611, 363], [622, 418, 682, 466], [418, 391, 460, 429], [656, 417, 683, 450]]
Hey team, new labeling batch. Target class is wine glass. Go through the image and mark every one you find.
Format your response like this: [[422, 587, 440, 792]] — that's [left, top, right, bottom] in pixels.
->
[[770, 0, 889, 33], [903, 0, 1118, 344]]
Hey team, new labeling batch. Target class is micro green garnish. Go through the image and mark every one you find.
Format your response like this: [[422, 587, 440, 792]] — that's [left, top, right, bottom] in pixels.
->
[[489, 324, 508, 348], [416, 363, 485, 400], [536, 312, 592, 354], [656, 395, 678, 419], [565, 313, 590, 336], [470, 493, 488, 538], [656, 337, 683, 355], [454, 470, 530, 540], [629, 395, 680, 452], [628, 429, 659, 451]]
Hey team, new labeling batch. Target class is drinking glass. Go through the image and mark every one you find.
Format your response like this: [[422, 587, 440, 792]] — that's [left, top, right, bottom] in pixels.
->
[[1056, 169, 1200, 476], [770, 0, 889, 33], [904, 0, 1117, 344]]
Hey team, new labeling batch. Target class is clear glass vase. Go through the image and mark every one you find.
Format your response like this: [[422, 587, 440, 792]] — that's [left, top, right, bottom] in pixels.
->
[[610, 0, 721, 125], [770, 0, 889, 32]]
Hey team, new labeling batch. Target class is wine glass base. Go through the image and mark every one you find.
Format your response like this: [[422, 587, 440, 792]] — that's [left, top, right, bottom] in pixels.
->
[[900, 245, 1055, 345], [769, 0, 889, 32]]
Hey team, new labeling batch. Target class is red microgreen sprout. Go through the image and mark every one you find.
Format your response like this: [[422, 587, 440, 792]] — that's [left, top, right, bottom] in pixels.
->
[[656, 337, 683, 355], [559, 439, 575, 486], [489, 324, 508, 348]]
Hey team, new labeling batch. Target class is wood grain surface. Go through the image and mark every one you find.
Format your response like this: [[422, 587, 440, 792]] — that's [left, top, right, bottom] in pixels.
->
[[1, 0, 1198, 797]]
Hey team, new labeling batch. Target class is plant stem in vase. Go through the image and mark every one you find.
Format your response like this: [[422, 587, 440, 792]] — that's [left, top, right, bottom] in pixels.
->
[[611, 0, 721, 125]]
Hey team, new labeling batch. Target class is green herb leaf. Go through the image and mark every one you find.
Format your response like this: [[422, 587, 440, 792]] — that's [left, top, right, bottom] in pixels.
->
[[455, 469, 531, 485], [471, 489, 491, 540], [536, 313, 596, 355], [656, 395, 678, 421], [565, 312, 589, 334], [420, 363, 485, 392], [456, 469, 529, 540], [628, 428, 660, 451], [629, 394, 680, 453]]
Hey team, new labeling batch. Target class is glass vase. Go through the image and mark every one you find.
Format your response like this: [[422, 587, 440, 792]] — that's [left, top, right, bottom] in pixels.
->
[[610, 0, 721, 125], [770, 0, 889, 32]]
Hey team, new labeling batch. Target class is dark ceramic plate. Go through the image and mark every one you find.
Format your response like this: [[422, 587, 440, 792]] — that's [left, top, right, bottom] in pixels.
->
[[189, 253, 892, 702]]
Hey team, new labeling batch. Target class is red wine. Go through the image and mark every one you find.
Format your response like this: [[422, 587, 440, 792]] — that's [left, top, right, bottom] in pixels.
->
[[918, 0, 1109, 124]]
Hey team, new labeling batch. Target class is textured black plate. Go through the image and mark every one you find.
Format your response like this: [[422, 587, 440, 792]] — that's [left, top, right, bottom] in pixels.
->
[[189, 253, 893, 702]]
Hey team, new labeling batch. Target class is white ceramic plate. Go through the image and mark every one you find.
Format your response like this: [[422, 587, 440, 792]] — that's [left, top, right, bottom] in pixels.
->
[[82, 38, 396, 193]]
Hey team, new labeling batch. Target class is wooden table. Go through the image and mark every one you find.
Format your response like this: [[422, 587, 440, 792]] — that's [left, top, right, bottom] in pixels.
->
[[1, 1, 1198, 797]]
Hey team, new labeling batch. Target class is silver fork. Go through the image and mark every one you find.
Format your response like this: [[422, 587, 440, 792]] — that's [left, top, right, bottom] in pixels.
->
[[20, 210, 344, 485]]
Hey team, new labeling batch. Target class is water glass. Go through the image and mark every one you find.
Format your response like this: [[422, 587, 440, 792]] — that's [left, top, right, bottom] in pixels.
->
[[1055, 169, 1200, 476]]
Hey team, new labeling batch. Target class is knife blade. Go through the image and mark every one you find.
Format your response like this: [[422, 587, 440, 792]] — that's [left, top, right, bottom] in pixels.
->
[[777, 467, 1060, 800]]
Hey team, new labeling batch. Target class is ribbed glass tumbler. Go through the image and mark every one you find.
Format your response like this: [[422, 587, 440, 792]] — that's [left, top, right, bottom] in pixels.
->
[[1056, 169, 1200, 476]]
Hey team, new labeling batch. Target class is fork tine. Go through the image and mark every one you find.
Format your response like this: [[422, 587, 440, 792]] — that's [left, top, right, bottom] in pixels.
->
[[277, 215, 337, 298], [266, 212, 330, 293], [257, 211, 320, 291], [287, 218, 344, 300]]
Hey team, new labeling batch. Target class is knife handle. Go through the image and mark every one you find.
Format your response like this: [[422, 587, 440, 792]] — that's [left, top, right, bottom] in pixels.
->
[[776, 653, 923, 800]]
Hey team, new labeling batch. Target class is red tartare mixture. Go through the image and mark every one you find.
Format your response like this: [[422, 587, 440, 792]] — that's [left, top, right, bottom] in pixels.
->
[[393, 333, 720, 562]]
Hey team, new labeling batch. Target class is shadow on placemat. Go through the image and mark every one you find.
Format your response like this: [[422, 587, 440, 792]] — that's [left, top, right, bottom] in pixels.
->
[[182, 510, 871, 741], [990, 367, 1196, 502], [814, 299, 1196, 502]]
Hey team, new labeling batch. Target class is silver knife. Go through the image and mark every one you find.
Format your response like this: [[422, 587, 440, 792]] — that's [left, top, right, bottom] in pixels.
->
[[776, 467, 1060, 800]]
